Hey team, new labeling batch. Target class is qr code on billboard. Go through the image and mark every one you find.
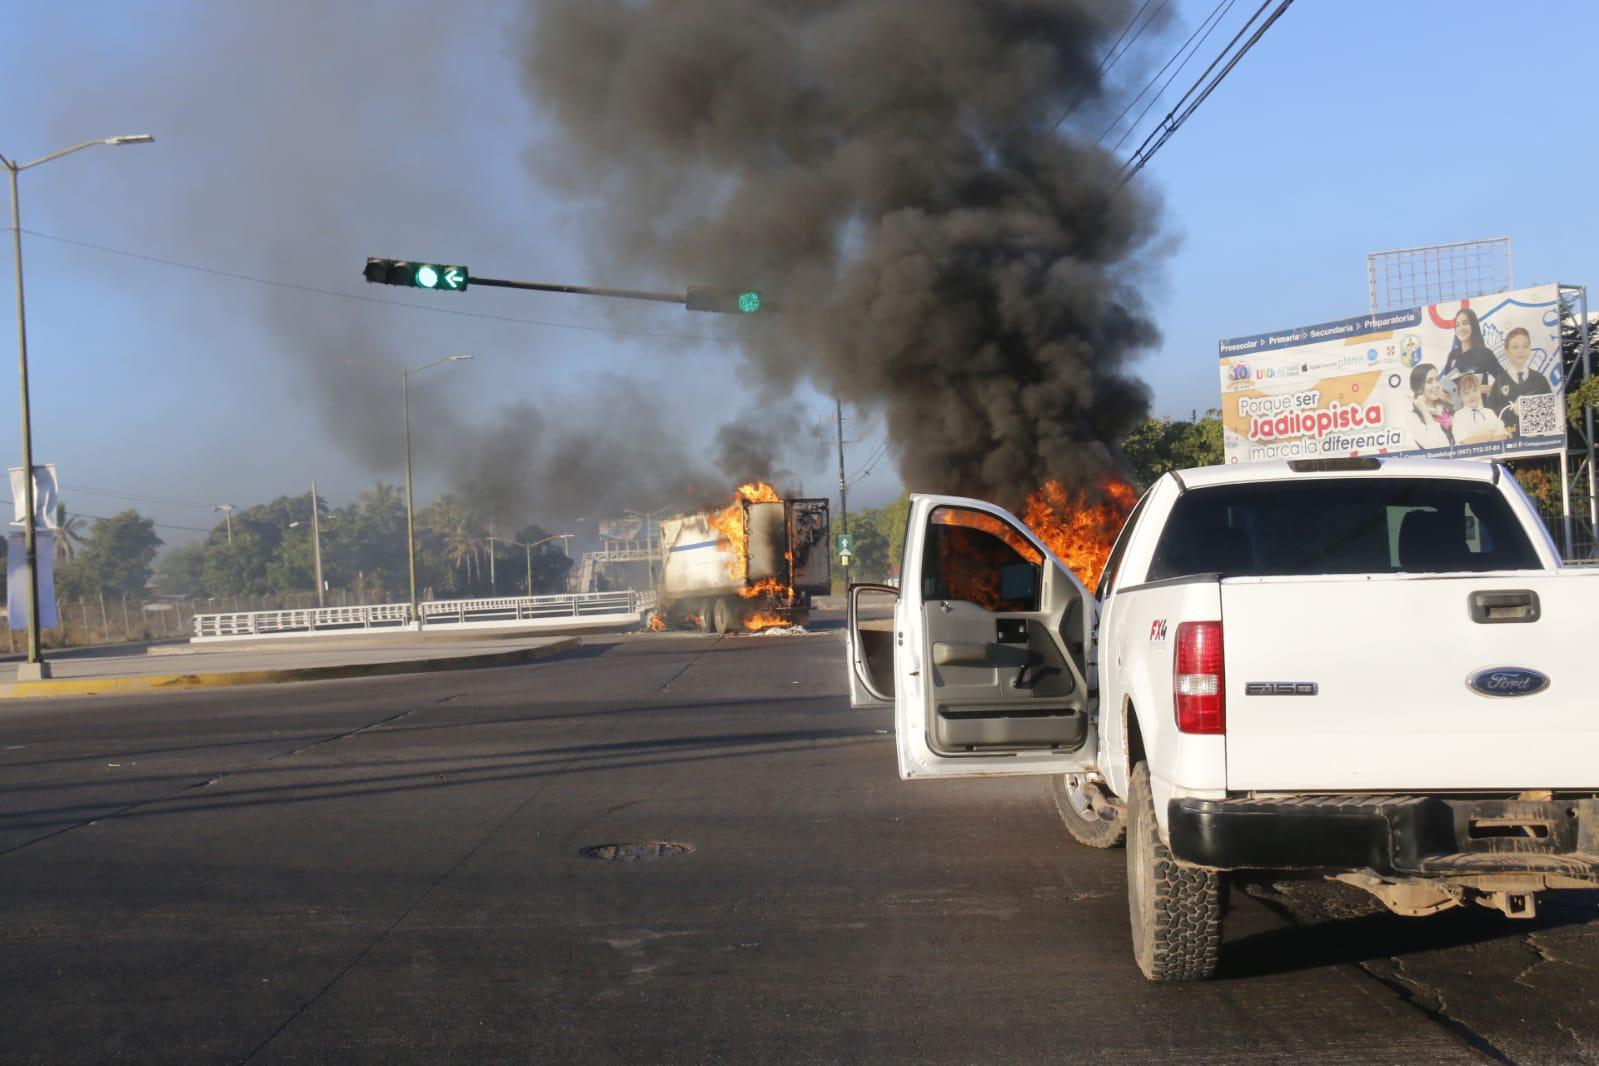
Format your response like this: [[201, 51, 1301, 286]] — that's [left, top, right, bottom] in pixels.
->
[[1519, 394, 1560, 437]]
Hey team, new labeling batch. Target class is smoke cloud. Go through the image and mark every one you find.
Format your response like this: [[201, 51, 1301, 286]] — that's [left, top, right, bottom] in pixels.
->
[[712, 407, 832, 489], [522, 0, 1169, 511]]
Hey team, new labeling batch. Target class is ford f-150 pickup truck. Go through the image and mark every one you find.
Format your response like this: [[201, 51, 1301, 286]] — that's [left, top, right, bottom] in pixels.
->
[[846, 456, 1599, 980]]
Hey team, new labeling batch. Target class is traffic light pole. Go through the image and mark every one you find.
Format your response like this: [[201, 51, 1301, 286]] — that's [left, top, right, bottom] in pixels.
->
[[469, 276, 685, 306], [836, 397, 850, 590], [363, 257, 765, 313]]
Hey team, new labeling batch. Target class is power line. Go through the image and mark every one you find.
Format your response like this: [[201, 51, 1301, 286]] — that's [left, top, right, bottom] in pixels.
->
[[19, 229, 735, 346], [1109, 0, 1240, 155], [0, 498, 211, 533], [65, 484, 219, 510], [1050, 0, 1168, 130], [1096, 0, 1236, 150], [1114, 0, 1294, 187]]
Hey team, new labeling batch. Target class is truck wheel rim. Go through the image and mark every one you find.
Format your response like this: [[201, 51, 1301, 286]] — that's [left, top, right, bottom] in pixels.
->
[[1063, 774, 1101, 823]]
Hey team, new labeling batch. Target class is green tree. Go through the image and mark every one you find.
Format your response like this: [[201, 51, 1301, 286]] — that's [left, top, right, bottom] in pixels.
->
[[56, 511, 162, 599], [1120, 410, 1223, 488]]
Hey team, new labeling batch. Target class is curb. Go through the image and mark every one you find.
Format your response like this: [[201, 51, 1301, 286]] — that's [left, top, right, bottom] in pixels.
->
[[3, 637, 581, 700]]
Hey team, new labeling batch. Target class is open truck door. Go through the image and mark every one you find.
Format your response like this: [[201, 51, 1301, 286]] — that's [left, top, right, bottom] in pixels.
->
[[847, 494, 1099, 780]]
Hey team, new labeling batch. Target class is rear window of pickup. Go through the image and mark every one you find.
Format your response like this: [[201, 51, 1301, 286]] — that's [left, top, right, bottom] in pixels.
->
[[1146, 477, 1543, 580]]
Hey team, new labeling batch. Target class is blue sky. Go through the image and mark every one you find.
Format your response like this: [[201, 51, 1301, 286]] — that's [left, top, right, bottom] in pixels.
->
[[1, 0, 1595, 546]]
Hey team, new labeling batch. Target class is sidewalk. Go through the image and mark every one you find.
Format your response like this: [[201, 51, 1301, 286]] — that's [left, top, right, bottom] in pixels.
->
[[0, 635, 580, 700]]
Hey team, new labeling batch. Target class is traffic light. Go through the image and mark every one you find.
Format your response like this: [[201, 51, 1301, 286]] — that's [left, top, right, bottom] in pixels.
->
[[363, 258, 469, 292], [686, 285, 763, 313]]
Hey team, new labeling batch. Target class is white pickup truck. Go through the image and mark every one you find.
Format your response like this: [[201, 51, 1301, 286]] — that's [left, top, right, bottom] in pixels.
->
[[847, 456, 1599, 980]]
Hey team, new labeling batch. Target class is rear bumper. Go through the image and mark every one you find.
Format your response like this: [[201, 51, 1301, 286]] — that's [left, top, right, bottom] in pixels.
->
[[1168, 793, 1599, 879]]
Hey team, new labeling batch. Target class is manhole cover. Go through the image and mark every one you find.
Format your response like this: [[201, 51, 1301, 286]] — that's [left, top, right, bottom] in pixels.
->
[[581, 841, 694, 862]]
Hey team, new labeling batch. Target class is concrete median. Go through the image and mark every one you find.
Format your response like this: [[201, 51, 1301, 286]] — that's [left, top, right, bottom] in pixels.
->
[[2, 636, 580, 700]]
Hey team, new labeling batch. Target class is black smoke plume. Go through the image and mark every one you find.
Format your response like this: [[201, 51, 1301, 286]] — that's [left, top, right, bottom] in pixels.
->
[[712, 407, 832, 489], [522, 0, 1168, 510]]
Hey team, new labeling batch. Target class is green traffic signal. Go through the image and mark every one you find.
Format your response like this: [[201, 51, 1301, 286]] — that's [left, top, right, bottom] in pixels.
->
[[687, 285, 767, 314], [362, 258, 469, 292]]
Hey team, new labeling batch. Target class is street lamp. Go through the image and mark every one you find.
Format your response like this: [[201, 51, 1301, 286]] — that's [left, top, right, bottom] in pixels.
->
[[213, 503, 236, 544], [504, 533, 573, 596], [287, 481, 325, 608], [345, 354, 472, 627], [1, 133, 154, 678]]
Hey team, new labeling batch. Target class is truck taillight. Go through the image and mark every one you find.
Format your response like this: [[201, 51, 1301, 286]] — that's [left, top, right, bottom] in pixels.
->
[[1174, 621, 1225, 735]]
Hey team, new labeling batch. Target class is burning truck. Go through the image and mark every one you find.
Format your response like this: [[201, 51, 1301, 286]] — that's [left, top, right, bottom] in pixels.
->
[[655, 482, 830, 633]]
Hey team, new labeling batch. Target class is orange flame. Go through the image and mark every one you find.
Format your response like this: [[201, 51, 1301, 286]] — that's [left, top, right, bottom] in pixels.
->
[[1021, 478, 1138, 590], [646, 613, 667, 631], [740, 576, 786, 600], [709, 480, 782, 581], [743, 611, 790, 631]]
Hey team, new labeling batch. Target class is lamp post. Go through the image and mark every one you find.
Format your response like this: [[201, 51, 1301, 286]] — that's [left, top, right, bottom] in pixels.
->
[[1, 133, 154, 678], [505, 533, 573, 595], [288, 481, 325, 608], [214, 503, 235, 544], [345, 354, 473, 627]]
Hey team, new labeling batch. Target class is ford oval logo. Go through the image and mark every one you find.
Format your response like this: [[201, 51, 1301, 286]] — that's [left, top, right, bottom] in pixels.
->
[[1467, 667, 1550, 698]]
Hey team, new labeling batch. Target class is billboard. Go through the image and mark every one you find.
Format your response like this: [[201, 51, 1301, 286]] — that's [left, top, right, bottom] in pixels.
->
[[1218, 284, 1564, 465]]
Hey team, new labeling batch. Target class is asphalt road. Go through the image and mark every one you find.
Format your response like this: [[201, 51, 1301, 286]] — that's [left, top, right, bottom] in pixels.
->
[[1, 626, 1596, 1064]]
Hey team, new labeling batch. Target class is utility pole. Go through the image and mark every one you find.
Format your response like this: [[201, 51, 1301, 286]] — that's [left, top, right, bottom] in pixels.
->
[[214, 503, 235, 544], [345, 354, 473, 629], [488, 517, 497, 595], [309, 482, 324, 608], [836, 398, 850, 589]]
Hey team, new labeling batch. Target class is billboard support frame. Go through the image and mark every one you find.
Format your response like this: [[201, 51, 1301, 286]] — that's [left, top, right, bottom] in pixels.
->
[[1556, 283, 1596, 557]]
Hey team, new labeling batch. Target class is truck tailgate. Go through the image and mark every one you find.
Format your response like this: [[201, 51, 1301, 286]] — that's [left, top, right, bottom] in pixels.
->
[[1221, 569, 1599, 791]]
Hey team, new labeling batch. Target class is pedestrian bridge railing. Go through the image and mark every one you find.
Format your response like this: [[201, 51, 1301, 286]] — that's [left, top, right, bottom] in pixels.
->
[[191, 590, 656, 642]]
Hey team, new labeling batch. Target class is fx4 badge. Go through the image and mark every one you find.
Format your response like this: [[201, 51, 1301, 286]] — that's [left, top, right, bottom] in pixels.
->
[[1467, 667, 1550, 698], [1148, 619, 1168, 642], [1244, 682, 1318, 696]]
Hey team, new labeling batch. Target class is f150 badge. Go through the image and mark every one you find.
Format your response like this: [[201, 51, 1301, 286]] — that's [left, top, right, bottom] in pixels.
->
[[1467, 667, 1550, 698], [1244, 682, 1318, 696]]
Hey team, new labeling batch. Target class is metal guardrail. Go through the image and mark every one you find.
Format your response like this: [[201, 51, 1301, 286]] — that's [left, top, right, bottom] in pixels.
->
[[192, 590, 657, 640]]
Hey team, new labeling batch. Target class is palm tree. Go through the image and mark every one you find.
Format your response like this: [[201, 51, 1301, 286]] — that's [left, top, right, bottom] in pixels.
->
[[359, 482, 403, 515], [53, 502, 85, 566], [430, 496, 485, 592]]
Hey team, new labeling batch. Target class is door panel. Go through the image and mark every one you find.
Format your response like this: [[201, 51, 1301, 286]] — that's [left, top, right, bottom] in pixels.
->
[[925, 600, 1085, 752], [893, 494, 1099, 780], [847, 583, 897, 708]]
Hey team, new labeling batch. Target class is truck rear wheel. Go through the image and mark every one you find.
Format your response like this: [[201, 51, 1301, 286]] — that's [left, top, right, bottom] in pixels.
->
[[1126, 762, 1222, 981], [697, 602, 716, 633], [1052, 774, 1126, 849], [712, 597, 734, 634]]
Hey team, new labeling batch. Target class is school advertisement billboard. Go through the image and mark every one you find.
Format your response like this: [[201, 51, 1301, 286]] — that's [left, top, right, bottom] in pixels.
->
[[1218, 284, 1565, 465]]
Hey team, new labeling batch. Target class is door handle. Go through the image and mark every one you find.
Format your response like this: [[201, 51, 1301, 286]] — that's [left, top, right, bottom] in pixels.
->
[[1468, 589, 1540, 624], [1010, 651, 1042, 689]]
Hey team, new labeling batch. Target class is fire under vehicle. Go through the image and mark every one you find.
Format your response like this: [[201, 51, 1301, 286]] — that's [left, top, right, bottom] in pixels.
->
[[657, 493, 830, 632]]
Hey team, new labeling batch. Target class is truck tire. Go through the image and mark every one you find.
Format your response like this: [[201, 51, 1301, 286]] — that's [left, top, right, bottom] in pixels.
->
[[1126, 762, 1222, 981], [1052, 773, 1126, 849], [697, 602, 716, 633], [712, 597, 734, 634]]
